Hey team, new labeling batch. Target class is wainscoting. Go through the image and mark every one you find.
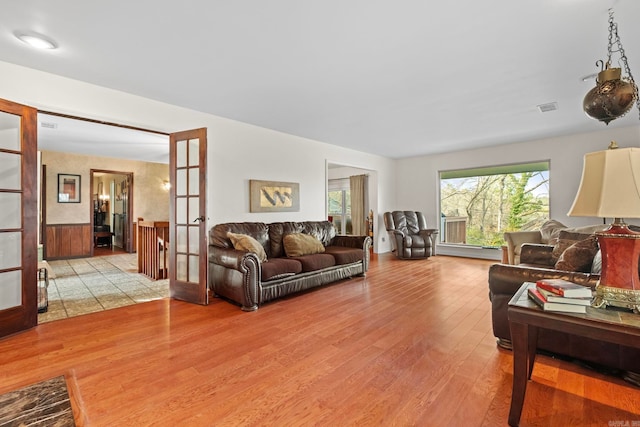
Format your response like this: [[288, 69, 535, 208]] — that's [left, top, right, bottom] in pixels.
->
[[45, 222, 138, 261], [45, 223, 92, 260]]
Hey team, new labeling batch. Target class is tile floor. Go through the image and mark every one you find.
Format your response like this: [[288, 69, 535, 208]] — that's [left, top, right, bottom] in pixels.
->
[[38, 254, 169, 323]]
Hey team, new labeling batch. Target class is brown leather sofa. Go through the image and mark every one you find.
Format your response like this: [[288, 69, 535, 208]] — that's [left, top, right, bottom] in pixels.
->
[[488, 242, 640, 384], [209, 221, 371, 311]]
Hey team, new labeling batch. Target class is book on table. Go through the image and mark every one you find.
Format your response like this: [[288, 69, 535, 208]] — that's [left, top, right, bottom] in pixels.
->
[[535, 278, 593, 298], [526, 284, 588, 313], [536, 287, 592, 306]]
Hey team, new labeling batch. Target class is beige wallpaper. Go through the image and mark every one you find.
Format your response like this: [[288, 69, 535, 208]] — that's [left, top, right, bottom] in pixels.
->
[[42, 151, 169, 225]]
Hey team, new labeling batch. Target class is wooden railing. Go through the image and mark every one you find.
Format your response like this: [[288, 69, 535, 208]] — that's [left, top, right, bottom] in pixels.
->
[[137, 220, 169, 280]]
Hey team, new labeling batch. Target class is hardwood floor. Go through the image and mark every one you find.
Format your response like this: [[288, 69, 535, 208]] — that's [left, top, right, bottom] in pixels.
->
[[1, 254, 639, 426]]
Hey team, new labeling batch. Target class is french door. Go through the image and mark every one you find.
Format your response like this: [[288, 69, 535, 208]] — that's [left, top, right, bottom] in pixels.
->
[[0, 98, 38, 338], [169, 128, 208, 304]]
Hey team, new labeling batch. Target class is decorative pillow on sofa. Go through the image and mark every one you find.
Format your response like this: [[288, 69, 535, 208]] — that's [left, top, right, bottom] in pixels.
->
[[540, 219, 567, 245], [591, 250, 602, 274], [555, 234, 599, 272], [227, 232, 268, 262], [283, 233, 325, 257], [551, 230, 593, 263]]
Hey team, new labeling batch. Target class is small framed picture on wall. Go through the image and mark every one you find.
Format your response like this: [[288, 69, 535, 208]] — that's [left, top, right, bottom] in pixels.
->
[[58, 174, 81, 203]]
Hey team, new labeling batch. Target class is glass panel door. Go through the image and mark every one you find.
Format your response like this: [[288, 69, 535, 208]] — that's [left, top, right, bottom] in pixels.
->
[[0, 98, 38, 338], [169, 128, 207, 304]]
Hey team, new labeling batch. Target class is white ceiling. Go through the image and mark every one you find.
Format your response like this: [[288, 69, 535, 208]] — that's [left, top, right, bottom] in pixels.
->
[[37, 114, 169, 164], [2, 0, 640, 162]]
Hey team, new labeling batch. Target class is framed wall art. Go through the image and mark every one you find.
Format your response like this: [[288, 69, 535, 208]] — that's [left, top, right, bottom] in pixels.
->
[[250, 180, 300, 213], [58, 174, 81, 203]]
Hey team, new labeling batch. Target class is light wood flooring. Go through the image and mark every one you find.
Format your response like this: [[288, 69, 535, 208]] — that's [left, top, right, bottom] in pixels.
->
[[1, 254, 639, 426]]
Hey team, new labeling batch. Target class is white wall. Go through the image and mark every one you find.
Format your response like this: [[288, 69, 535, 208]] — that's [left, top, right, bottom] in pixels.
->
[[0, 60, 396, 250], [395, 124, 640, 260]]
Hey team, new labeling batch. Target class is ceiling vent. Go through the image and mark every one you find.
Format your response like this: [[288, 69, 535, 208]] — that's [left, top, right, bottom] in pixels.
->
[[40, 122, 58, 129], [537, 102, 559, 113]]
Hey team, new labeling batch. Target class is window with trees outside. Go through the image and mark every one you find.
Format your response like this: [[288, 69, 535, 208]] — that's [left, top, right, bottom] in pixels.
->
[[439, 161, 549, 247], [328, 178, 352, 235]]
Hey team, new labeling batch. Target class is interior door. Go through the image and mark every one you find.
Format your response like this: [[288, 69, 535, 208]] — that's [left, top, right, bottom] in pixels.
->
[[169, 128, 208, 304], [0, 98, 38, 338]]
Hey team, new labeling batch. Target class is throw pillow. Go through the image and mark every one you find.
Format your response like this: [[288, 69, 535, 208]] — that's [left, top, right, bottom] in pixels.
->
[[227, 232, 267, 262], [591, 250, 602, 274], [539, 219, 567, 245], [283, 233, 325, 257], [555, 235, 599, 272], [551, 230, 593, 263]]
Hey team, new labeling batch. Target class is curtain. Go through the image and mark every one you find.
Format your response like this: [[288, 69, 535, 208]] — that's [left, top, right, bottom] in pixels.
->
[[350, 174, 367, 235]]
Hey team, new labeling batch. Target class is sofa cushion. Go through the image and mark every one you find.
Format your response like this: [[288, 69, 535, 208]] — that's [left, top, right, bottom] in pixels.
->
[[540, 219, 567, 245], [283, 233, 325, 257], [227, 232, 267, 262], [290, 254, 336, 272], [555, 235, 599, 272], [551, 230, 593, 263], [324, 246, 364, 265], [261, 258, 302, 281]]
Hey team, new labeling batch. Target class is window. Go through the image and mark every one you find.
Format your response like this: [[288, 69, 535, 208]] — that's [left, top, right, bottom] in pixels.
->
[[328, 179, 352, 234], [439, 161, 549, 247]]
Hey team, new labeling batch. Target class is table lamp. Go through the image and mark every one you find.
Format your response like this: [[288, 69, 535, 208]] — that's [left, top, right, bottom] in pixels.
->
[[568, 142, 640, 312]]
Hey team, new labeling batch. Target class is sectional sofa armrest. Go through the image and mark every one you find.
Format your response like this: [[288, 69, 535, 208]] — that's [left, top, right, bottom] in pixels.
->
[[488, 263, 599, 344], [418, 229, 438, 254], [488, 263, 598, 297], [208, 246, 260, 311], [418, 228, 438, 238], [503, 230, 542, 264], [209, 246, 257, 270], [519, 243, 554, 266]]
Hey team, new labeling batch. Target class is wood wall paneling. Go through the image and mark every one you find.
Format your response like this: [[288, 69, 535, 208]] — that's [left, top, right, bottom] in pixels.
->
[[45, 224, 92, 259]]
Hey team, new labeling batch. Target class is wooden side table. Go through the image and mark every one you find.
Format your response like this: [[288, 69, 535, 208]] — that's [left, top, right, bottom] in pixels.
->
[[507, 282, 640, 426], [94, 231, 114, 248]]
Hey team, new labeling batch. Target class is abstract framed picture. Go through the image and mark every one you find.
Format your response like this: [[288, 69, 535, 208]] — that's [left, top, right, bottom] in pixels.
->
[[58, 174, 81, 203], [250, 180, 300, 213]]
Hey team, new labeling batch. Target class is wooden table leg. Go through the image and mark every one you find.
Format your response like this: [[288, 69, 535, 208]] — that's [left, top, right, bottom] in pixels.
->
[[528, 325, 538, 380], [508, 321, 537, 426]]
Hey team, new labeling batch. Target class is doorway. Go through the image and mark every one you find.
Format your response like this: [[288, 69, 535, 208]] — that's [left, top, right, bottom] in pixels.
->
[[327, 161, 379, 252], [91, 170, 133, 256], [37, 113, 172, 323], [0, 97, 209, 333]]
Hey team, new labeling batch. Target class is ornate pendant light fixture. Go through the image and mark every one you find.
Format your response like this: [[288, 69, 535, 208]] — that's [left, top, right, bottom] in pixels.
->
[[583, 9, 640, 125]]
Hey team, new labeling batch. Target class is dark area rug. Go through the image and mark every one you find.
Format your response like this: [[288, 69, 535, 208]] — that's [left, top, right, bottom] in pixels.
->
[[0, 376, 75, 426]]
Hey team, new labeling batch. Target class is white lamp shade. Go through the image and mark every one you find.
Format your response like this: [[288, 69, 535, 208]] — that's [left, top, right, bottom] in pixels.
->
[[568, 147, 640, 219]]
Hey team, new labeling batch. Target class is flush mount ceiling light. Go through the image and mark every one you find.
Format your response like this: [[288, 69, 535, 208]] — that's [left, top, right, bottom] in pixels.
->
[[583, 9, 639, 125], [13, 30, 58, 50]]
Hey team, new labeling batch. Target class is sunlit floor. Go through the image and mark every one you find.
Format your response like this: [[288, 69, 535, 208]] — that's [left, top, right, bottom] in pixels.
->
[[38, 254, 169, 323]]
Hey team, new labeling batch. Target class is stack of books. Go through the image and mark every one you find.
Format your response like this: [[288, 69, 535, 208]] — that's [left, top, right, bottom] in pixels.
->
[[526, 279, 593, 313]]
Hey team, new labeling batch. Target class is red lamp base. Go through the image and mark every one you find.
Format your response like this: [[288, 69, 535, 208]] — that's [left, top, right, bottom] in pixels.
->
[[593, 223, 640, 312]]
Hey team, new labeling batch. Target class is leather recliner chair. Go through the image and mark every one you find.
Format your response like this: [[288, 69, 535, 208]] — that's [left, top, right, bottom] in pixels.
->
[[383, 211, 438, 259]]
